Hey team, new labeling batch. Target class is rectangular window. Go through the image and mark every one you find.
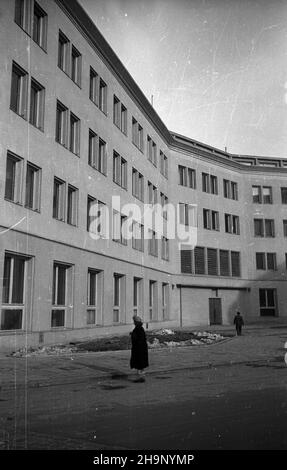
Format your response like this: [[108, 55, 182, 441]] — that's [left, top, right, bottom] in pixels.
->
[[162, 283, 169, 319], [113, 274, 125, 323], [207, 248, 218, 276], [263, 186, 272, 204], [267, 253, 277, 270], [89, 67, 98, 104], [203, 209, 211, 230], [219, 250, 230, 276], [204, 209, 219, 230], [1, 253, 28, 330], [98, 138, 107, 175], [99, 78, 107, 114], [281, 187, 287, 204], [58, 30, 70, 73], [113, 211, 127, 245], [149, 280, 157, 321], [179, 203, 196, 227], [259, 289, 277, 316], [256, 253, 266, 270], [71, 45, 81, 86], [283, 220, 287, 237], [32, 2, 47, 50], [132, 168, 144, 201], [132, 118, 143, 151], [179, 165, 196, 188], [25, 162, 41, 211], [30, 78, 45, 130], [225, 214, 239, 234], [5, 152, 23, 203], [69, 112, 80, 155], [181, 249, 192, 274], [53, 177, 65, 221], [254, 218, 264, 237], [15, 0, 31, 33], [10, 62, 28, 119], [231, 181, 238, 200], [224, 180, 238, 200], [148, 230, 158, 257], [121, 104, 127, 135], [231, 251, 241, 277], [147, 136, 157, 166], [148, 181, 157, 205], [133, 277, 143, 316], [161, 237, 169, 261], [132, 222, 144, 252], [67, 185, 78, 226], [87, 269, 102, 325], [55, 100, 68, 147], [89, 133, 107, 175], [52, 263, 71, 327], [113, 95, 120, 127], [210, 175, 218, 195], [265, 219, 275, 238], [87, 196, 106, 236], [160, 193, 168, 220], [252, 186, 261, 203], [113, 151, 127, 189], [223, 179, 230, 198], [160, 151, 168, 179], [194, 247, 205, 275]]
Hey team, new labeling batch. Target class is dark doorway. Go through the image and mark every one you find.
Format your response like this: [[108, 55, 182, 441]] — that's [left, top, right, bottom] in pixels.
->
[[209, 298, 222, 325]]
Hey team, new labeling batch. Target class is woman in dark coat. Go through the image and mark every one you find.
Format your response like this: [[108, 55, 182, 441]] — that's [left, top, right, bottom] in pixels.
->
[[130, 315, 149, 382]]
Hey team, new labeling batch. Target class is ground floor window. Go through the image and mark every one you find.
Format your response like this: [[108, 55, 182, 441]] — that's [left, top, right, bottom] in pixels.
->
[[87, 269, 103, 325], [162, 283, 169, 320], [259, 288, 277, 316], [149, 280, 158, 321], [52, 262, 73, 327], [113, 274, 125, 323], [133, 277, 143, 317], [1, 252, 28, 330]]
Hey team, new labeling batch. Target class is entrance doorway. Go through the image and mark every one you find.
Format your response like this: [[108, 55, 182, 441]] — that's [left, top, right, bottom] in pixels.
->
[[209, 298, 222, 325]]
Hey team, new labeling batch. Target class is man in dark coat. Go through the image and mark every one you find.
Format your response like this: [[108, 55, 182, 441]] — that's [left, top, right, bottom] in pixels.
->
[[234, 311, 244, 336], [130, 315, 149, 382]]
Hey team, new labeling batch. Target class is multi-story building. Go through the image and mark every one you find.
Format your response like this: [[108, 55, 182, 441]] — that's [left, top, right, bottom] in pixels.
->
[[0, 0, 287, 350]]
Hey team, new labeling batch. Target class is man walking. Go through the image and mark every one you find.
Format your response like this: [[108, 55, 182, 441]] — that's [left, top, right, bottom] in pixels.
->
[[234, 311, 244, 336]]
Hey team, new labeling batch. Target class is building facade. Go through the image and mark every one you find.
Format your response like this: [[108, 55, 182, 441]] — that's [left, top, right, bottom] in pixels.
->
[[0, 0, 287, 351]]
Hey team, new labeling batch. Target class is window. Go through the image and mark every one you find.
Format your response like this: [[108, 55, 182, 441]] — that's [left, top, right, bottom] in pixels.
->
[[53, 178, 65, 221], [252, 186, 261, 203], [71, 45, 81, 86], [132, 222, 144, 252], [202, 173, 218, 194], [87, 269, 102, 325], [203, 209, 219, 231], [113, 151, 127, 189], [263, 186, 272, 204], [25, 162, 41, 211], [281, 188, 287, 204], [69, 113, 80, 155], [58, 30, 70, 73], [162, 283, 169, 319], [160, 151, 168, 178], [113, 211, 127, 245], [148, 230, 158, 257], [113, 96, 127, 134], [160, 193, 168, 220], [147, 136, 157, 166], [194, 247, 205, 275], [148, 182, 157, 205], [259, 289, 277, 316], [10, 62, 28, 119], [87, 196, 106, 237], [223, 179, 238, 200], [207, 248, 218, 276], [32, 2, 47, 50], [265, 219, 275, 238], [181, 249, 192, 274], [89, 67, 98, 104], [99, 78, 107, 113], [5, 152, 23, 203], [231, 251, 241, 277], [267, 253, 277, 270], [178, 165, 196, 189], [113, 274, 125, 323], [52, 263, 72, 327], [219, 250, 230, 276], [88, 130, 107, 175], [67, 185, 78, 226], [1, 253, 27, 330], [225, 214, 240, 234], [256, 253, 266, 270], [283, 220, 287, 237], [56, 100, 68, 147], [132, 168, 144, 201], [161, 236, 169, 261], [133, 277, 143, 316], [132, 118, 143, 151], [15, 0, 31, 33], [29, 78, 45, 130], [149, 280, 157, 321], [254, 218, 264, 237], [179, 203, 196, 226]]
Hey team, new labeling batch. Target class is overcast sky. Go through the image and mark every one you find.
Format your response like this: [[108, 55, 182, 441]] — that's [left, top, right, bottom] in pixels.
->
[[79, 0, 287, 158]]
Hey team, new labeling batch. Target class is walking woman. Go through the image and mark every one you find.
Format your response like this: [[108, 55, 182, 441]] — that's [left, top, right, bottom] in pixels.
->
[[130, 315, 149, 382]]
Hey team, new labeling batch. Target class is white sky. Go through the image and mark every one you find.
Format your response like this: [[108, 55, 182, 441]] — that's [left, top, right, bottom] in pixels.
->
[[79, 0, 287, 158]]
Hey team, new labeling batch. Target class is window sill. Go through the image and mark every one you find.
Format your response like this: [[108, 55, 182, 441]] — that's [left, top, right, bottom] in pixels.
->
[[4, 198, 23, 207], [10, 107, 27, 121], [24, 205, 40, 213], [29, 122, 44, 133], [88, 163, 107, 177], [15, 22, 47, 54]]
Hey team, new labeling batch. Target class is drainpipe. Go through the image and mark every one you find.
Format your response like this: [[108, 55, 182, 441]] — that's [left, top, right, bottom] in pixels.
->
[[179, 285, 183, 328]]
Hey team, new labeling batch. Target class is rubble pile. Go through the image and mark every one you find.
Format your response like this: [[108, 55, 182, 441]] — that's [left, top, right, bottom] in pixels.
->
[[11, 344, 78, 358]]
